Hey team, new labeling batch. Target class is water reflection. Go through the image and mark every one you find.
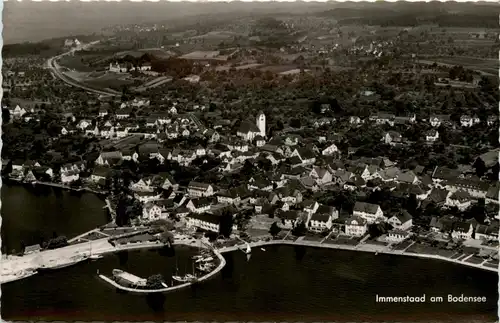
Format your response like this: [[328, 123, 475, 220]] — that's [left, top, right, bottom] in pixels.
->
[[145, 293, 166, 312], [117, 251, 129, 266], [294, 245, 306, 262]]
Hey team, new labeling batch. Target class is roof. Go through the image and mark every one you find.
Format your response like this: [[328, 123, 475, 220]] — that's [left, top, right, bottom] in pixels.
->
[[278, 210, 299, 220], [353, 201, 380, 215], [486, 183, 499, 200], [432, 167, 460, 181], [476, 149, 500, 168], [295, 148, 316, 160], [310, 213, 331, 222], [391, 210, 413, 224], [317, 204, 336, 215], [92, 166, 112, 178], [188, 181, 212, 191], [238, 120, 260, 134], [345, 216, 367, 225], [189, 197, 212, 208], [428, 188, 449, 204]]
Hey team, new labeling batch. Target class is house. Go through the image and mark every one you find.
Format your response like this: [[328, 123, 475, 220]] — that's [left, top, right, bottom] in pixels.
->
[[349, 116, 363, 125], [303, 200, 320, 215], [353, 202, 385, 224], [322, 143, 339, 156], [310, 167, 332, 184], [142, 203, 163, 221], [277, 210, 299, 229], [255, 135, 266, 147], [485, 184, 499, 205], [486, 115, 496, 126], [460, 115, 480, 127], [429, 114, 451, 127], [451, 222, 473, 240], [134, 191, 162, 203], [474, 148, 499, 169], [186, 197, 212, 213], [130, 178, 155, 192], [308, 213, 333, 233], [344, 216, 368, 237], [386, 229, 411, 243], [290, 148, 316, 165], [381, 131, 402, 145], [187, 182, 214, 197], [445, 190, 472, 211], [185, 213, 237, 233], [95, 151, 123, 166], [370, 112, 395, 126], [90, 166, 112, 183], [116, 108, 132, 119], [445, 178, 489, 199], [248, 177, 273, 191], [316, 204, 339, 220], [237, 120, 262, 141], [475, 223, 499, 242], [387, 211, 413, 231], [61, 170, 80, 184], [77, 119, 92, 130], [396, 171, 419, 185], [425, 130, 439, 142]]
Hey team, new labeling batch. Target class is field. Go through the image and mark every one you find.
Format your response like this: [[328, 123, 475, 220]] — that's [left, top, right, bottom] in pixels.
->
[[58, 55, 97, 72], [84, 73, 134, 91], [114, 48, 176, 60], [418, 56, 497, 75]]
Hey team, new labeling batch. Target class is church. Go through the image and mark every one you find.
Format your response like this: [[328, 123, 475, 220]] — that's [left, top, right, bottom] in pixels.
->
[[236, 111, 266, 142]]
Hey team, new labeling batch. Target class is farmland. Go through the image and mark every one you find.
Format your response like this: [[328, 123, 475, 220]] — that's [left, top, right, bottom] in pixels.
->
[[418, 56, 498, 76]]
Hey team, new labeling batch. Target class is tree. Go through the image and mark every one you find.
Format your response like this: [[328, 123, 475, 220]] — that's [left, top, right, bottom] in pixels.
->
[[218, 211, 234, 238], [269, 222, 281, 237], [115, 196, 130, 227], [2, 108, 11, 124], [146, 274, 165, 289], [291, 221, 307, 237], [472, 157, 487, 178]]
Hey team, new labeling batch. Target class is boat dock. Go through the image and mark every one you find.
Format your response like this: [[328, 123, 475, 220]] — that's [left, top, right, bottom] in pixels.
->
[[113, 270, 147, 287]]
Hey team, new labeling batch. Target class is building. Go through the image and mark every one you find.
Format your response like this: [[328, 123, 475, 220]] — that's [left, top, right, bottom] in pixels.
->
[[345, 216, 367, 237], [256, 111, 266, 138], [308, 213, 333, 233], [142, 203, 163, 221], [186, 212, 237, 233], [187, 182, 214, 198], [387, 211, 413, 231], [426, 130, 439, 142], [278, 210, 299, 229], [352, 202, 385, 224], [451, 222, 473, 240], [237, 120, 262, 142], [186, 197, 212, 213], [386, 229, 411, 243], [95, 151, 123, 166]]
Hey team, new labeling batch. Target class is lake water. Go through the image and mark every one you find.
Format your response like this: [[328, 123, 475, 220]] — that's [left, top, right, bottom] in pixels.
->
[[1, 185, 498, 321]]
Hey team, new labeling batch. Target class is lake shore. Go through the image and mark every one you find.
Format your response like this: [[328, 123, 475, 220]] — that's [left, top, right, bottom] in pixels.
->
[[217, 238, 498, 273]]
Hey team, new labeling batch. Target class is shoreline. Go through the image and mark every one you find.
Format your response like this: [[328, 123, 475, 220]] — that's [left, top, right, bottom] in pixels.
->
[[217, 239, 499, 273]]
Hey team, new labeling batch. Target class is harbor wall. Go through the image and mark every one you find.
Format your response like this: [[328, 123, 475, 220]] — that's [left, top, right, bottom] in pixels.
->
[[98, 246, 226, 294]]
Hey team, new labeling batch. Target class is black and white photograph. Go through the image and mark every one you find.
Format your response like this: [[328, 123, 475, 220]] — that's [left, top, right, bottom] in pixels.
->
[[0, 0, 499, 321]]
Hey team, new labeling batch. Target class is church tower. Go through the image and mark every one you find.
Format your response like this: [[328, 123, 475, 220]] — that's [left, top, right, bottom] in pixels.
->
[[256, 111, 266, 138]]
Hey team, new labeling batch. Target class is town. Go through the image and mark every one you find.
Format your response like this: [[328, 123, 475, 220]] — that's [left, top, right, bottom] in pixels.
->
[[2, 1, 499, 284]]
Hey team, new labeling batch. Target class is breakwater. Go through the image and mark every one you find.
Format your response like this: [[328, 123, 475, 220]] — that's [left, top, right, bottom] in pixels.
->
[[98, 244, 225, 294]]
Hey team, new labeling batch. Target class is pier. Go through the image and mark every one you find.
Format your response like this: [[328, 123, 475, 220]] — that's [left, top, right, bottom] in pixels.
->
[[98, 242, 226, 294]]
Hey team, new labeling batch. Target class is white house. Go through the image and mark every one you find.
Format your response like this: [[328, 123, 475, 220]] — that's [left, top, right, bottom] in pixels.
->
[[345, 216, 368, 237], [237, 120, 262, 141], [387, 211, 413, 231], [142, 203, 163, 221], [303, 200, 320, 216], [186, 198, 212, 213], [278, 211, 299, 229], [308, 213, 333, 233], [130, 178, 155, 192], [426, 130, 439, 143], [353, 201, 385, 224], [95, 151, 123, 166], [310, 167, 332, 185], [187, 182, 214, 197], [60, 171, 80, 184], [445, 190, 472, 211], [386, 229, 411, 243], [77, 119, 92, 130], [322, 143, 339, 156], [451, 222, 473, 240], [186, 213, 238, 233]]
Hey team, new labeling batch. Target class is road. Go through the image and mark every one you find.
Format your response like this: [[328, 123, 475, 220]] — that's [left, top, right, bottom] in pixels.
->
[[47, 41, 120, 97]]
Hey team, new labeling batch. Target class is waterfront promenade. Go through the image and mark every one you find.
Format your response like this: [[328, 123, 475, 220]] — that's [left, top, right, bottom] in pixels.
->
[[0, 233, 208, 284], [217, 238, 499, 273]]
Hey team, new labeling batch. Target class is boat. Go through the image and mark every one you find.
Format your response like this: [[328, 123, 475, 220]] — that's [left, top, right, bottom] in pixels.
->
[[196, 262, 215, 273], [245, 244, 252, 254], [88, 242, 103, 261], [38, 260, 82, 272], [195, 256, 213, 263], [260, 248, 266, 251], [161, 282, 169, 288]]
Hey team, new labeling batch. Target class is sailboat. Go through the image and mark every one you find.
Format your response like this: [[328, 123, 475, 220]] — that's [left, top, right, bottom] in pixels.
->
[[245, 243, 252, 254], [89, 242, 103, 261]]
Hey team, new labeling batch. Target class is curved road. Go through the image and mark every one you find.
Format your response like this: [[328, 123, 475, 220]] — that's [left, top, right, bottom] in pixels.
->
[[47, 41, 120, 97]]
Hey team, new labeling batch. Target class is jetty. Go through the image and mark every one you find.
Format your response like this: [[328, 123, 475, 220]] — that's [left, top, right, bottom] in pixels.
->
[[98, 241, 226, 294]]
